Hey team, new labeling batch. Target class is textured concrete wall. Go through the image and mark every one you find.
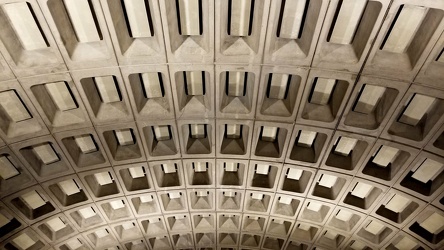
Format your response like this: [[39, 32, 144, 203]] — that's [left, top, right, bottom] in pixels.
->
[[0, 0, 443, 249]]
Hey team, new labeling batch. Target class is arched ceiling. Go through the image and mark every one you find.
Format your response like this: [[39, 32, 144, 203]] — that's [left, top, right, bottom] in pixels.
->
[[0, 0, 443, 249]]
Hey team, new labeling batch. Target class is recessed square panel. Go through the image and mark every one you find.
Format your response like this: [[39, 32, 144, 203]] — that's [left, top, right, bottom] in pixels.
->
[[1, 2, 48, 50], [329, 0, 367, 44], [382, 5, 428, 53], [63, 0, 102, 42]]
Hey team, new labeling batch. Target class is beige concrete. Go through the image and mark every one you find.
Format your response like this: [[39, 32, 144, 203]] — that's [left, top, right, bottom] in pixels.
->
[[263, 0, 329, 66], [100, 0, 167, 65], [0, 0, 443, 249], [363, 0, 444, 81], [215, 0, 270, 64]]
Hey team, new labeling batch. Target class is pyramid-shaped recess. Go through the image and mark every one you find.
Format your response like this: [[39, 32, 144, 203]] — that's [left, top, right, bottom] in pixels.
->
[[220, 97, 250, 114], [220, 233, 237, 245], [220, 217, 238, 230], [143, 220, 167, 235], [182, 95, 207, 112], [222, 171, 241, 186], [175, 36, 207, 55], [243, 218, 263, 232], [164, 197, 184, 211], [95, 102, 129, 120], [141, 98, 170, 116], [151, 139, 177, 156], [76, 151, 105, 168], [160, 172, 180, 187], [1, 0, 443, 249], [51, 111, 86, 127], [193, 196, 211, 209], [222, 38, 254, 55], [122, 38, 158, 57], [273, 39, 308, 59], [149, 237, 170, 249], [186, 137, 211, 154], [192, 171, 210, 185], [220, 138, 245, 155], [195, 216, 213, 229], [196, 233, 214, 246], [261, 98, 293, 117], [174, 234, 192, 248], [274, 201, 298, 217], [268, 221, 290, 235], [221, 196, 239, 210], [169, 218, 189, 231], [255, 140, 281, 158], [242, 235, 260, 247], [248, 199, 267, 212]]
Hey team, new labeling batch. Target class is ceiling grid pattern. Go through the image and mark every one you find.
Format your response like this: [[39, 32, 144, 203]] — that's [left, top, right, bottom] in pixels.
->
[[0, 0, 443, 249]]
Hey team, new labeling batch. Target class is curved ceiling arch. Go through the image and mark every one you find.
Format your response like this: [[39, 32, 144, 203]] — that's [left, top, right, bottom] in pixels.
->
[[0, 0, 443, 249]]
